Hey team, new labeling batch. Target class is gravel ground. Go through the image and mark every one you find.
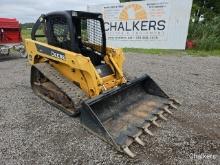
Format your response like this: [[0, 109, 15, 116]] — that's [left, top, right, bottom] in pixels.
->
[[0, 53, 219, 165]]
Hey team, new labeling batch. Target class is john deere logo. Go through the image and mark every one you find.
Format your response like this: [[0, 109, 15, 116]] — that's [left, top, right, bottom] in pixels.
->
[[119, 4, 147, 20]]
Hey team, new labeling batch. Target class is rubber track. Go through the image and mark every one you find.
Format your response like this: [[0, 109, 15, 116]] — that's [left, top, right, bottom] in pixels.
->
[[34, 63, 87, 110]]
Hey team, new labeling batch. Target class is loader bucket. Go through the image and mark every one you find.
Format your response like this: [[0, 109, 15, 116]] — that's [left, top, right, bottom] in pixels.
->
[[80, 75, 181, 157]]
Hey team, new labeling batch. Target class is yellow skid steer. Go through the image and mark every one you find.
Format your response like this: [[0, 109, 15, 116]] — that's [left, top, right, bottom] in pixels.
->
[[25, 11, 181, 157]]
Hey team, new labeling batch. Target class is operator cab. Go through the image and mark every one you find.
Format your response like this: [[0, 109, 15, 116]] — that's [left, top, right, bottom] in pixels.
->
[[31, 10, 106, 66]]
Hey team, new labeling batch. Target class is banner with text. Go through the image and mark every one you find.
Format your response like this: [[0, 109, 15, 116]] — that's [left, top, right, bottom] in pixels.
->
[[88, 0, 192, 49]]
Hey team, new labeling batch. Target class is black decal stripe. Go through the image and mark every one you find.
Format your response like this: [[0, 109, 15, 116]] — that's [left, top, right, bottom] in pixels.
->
[[36, 43, 66, 60]]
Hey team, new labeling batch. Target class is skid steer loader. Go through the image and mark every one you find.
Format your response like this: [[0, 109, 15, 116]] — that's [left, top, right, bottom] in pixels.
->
[[25, 10, 181, 157]]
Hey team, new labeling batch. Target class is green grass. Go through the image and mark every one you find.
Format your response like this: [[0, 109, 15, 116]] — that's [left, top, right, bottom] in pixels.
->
[[21, 28, 31, 40], [21, 28, 47, 43], [124, 48, 220, 57], [21, 28, 220, 57], [186, 49, 220, 56]]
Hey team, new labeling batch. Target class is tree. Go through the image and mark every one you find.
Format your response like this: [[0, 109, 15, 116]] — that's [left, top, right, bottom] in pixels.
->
[[192, 0, 220, 22]]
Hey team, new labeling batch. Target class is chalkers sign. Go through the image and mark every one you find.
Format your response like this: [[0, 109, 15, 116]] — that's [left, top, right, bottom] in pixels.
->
[[88, 0, 193, 49]]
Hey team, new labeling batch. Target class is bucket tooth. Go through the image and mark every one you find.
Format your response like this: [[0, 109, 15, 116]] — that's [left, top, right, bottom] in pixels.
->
[[161, 107, 173, 115], [146, 116, 160, 127], [140, 123, 154, 136], [134, 136, 145, 146], [158, 113, 167, 121], [166, 103, 178, 110], [143, 127, 154, 136], [143, 122, 151, 128], [169, 98, 181, 105], [126, 127, 145, 146], [152, 120, 161, 128], [153, 110, 168, 121], [33, 82, 41, 86], [123, 146, 136, 158]]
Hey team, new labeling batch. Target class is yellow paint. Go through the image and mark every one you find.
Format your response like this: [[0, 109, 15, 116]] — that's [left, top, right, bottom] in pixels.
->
[[25, 39, 126, 98]]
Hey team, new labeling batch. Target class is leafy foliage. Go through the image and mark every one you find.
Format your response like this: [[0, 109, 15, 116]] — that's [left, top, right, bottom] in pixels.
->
[[191, 0, 220, 22], [21, 23, 34, 29], [188, 16, 220, 50], [189, 0, 220, 50]]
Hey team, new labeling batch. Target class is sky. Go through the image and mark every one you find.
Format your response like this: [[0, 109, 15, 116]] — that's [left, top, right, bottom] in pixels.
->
[[0, 0, 119, 23]]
